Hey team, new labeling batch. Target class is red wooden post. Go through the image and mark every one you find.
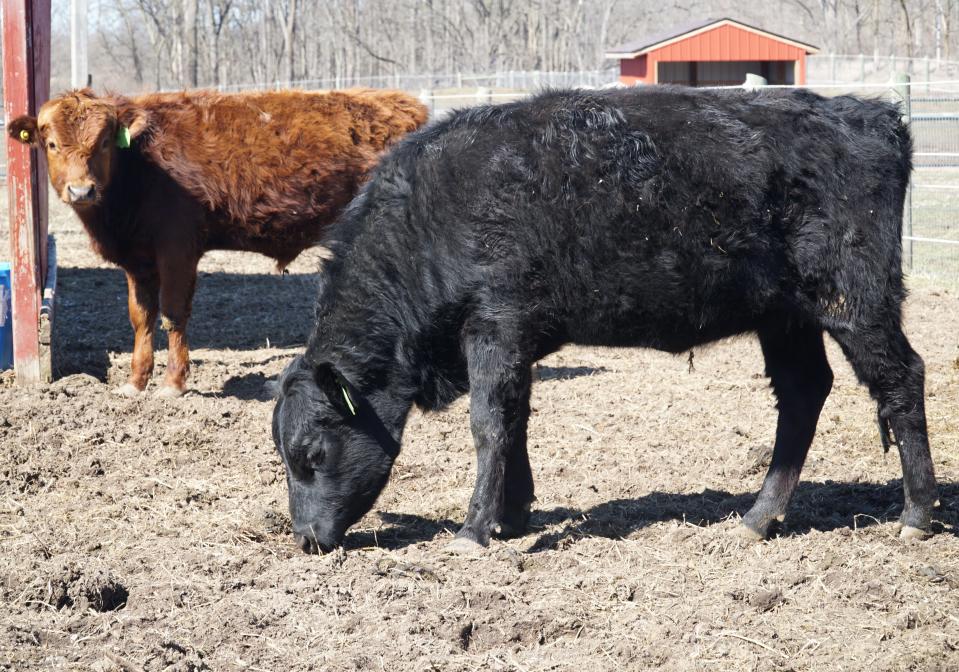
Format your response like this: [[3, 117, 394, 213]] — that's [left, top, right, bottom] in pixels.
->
[[3, 0, 52, 384]]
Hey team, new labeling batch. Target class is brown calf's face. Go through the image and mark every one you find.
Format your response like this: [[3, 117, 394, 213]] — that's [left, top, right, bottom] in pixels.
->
[[7, 90, 144, 207]]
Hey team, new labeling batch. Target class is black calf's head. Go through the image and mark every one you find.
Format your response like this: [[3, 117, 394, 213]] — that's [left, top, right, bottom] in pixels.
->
[[272, 356, 395, 554]]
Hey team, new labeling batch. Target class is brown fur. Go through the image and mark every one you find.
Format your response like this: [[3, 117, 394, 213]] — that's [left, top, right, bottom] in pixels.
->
[[8, 88, 428, 394]]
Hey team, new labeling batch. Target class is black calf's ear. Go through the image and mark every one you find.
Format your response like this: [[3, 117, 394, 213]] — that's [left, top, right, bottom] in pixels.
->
[[8, 116, 39, 145], [313, 362, 358, 417]]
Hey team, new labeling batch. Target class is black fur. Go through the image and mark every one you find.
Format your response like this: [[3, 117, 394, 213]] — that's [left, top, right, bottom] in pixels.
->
[[272, 86, 938, 553]]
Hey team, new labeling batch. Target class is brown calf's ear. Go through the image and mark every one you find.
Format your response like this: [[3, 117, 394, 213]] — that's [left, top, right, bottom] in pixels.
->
[[116, 106, 151, 141], [8, 115, 39, 145]]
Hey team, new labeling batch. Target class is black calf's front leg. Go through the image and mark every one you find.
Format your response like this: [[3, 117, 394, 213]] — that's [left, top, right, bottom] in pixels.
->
[[449, 325, 534, 552], [738, 325, 833, 540]]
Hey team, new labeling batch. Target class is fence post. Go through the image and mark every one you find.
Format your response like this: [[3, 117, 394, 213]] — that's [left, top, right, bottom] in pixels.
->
[[830, 52, 836, 83], [859, 53, 866, 82], [893, 73, 913, 272], [419, 88, 433, 116], [4, 0, 53, 384], [925, 57, 931, 91], [476, 87, 490, 105]]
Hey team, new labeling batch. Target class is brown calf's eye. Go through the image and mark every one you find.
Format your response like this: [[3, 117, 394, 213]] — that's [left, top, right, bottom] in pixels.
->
[[47, 140, 57, 151]]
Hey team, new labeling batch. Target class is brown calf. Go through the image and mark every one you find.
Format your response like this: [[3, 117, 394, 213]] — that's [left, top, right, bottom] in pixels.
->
[[8, 88, 427, 396]]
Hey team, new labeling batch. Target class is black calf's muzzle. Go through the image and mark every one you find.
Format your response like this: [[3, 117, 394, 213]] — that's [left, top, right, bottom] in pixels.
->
[[291, 526, 339, 555], [294, 532, 320, 554]]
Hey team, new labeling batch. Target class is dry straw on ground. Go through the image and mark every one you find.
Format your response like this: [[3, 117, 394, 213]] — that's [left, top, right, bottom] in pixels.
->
[[0, 198, 957, 671]]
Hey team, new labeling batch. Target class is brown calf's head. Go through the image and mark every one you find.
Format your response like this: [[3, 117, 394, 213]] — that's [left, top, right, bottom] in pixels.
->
[[7, 89, 149, 207]]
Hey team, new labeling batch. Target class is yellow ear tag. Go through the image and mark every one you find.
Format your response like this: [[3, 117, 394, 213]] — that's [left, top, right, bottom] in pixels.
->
[[341, 386, 357, 416], [116, 125, 131, 149], [19, 130, 30, 142]]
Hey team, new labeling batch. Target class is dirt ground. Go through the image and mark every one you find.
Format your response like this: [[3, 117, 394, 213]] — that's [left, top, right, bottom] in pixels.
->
[[1, 196, 957, 672]]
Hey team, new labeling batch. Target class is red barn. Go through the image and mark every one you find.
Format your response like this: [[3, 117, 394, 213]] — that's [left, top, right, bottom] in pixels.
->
[[606, 18, 819, 87]]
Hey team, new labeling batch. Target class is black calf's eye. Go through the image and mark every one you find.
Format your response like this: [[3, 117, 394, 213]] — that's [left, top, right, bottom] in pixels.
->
[[307, 446, 325, 470]]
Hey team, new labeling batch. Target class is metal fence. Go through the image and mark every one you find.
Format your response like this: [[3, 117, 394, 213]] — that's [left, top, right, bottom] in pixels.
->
[[700, 78, 959, 283], [2, 70, 957, 283], [910, 92, 959, 169], [415, 78, 959, 284], [212, 69, 618, 94], [907, 90, 959, 283], [808, 53, 959, 86]]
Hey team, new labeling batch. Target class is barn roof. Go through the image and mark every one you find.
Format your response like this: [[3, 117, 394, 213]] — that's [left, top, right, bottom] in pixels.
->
[[605, 17, 819, 59]]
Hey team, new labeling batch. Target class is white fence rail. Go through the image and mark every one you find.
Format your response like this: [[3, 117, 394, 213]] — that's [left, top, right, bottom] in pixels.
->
[[3, 68, 957, 282], [212, 69, 618, 94], [808, 54, 959, 86], [231, 70, 959, 283]]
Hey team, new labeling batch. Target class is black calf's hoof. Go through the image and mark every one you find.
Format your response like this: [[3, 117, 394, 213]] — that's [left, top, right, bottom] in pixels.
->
[[899, 525, 930, 541], [897, 507, 933, 540], [736, 512, 784, 542], [495, 503, 533, 539], [894, 514, 931, 541], [444, 536, 487, 555], [731, 524, 766, 543]]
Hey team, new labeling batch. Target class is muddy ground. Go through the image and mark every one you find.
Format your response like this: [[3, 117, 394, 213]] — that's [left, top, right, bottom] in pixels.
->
[[0, 196, 958, 672]]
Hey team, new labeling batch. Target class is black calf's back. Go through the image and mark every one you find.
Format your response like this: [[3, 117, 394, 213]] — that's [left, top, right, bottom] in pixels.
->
[[326, 87, 909, 364]]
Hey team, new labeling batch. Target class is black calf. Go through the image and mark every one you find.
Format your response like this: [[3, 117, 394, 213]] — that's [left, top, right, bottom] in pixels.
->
[[272, 86, 938, 553]]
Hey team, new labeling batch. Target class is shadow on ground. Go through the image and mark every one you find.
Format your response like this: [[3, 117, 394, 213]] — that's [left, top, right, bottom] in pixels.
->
[[534, 365, 609, 381], [344, 512, 462, 552], [340, 480, 957, 552], [53, 267, 318, 380]]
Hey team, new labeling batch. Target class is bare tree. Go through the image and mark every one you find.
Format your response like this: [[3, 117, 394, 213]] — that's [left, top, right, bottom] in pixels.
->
[[78, 0, 959, 93]]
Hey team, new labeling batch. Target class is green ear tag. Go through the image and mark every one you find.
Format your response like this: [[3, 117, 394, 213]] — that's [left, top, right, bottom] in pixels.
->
[[341, 386, 357, 416], [116, 125, 131, 149]]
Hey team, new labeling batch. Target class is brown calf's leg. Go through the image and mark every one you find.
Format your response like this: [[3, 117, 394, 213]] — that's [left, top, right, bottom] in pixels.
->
[[117, 271, 159, 396], [156, 255, 199, 397]]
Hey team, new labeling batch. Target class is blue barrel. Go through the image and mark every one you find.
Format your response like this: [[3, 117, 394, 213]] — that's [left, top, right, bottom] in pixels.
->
[[0, 262, 11, 370]]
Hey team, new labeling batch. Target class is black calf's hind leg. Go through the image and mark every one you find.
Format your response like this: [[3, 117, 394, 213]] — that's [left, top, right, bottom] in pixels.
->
[[829, 324, 938, 539], [499, 384, 535, 537], [738, 325, 833, 540], [449, 323, 534, 553]]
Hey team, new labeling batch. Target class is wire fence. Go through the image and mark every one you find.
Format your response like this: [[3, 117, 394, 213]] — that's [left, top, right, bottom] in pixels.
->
[[1, 70, 957, 283], [807, 53, 959, 86], [211, 69, 618, 94], [699, 78, 959, 283]]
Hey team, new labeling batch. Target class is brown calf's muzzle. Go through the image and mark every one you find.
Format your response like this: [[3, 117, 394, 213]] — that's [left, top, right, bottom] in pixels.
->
[[65, 180, 97, 204]]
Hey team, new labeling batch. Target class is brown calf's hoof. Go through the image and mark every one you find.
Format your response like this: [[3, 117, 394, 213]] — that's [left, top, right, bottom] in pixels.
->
[[444, 536, 487, 556], [899, 525, 930, 541], [154, 385, 185, 399], [114, 383, 144, 397]]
